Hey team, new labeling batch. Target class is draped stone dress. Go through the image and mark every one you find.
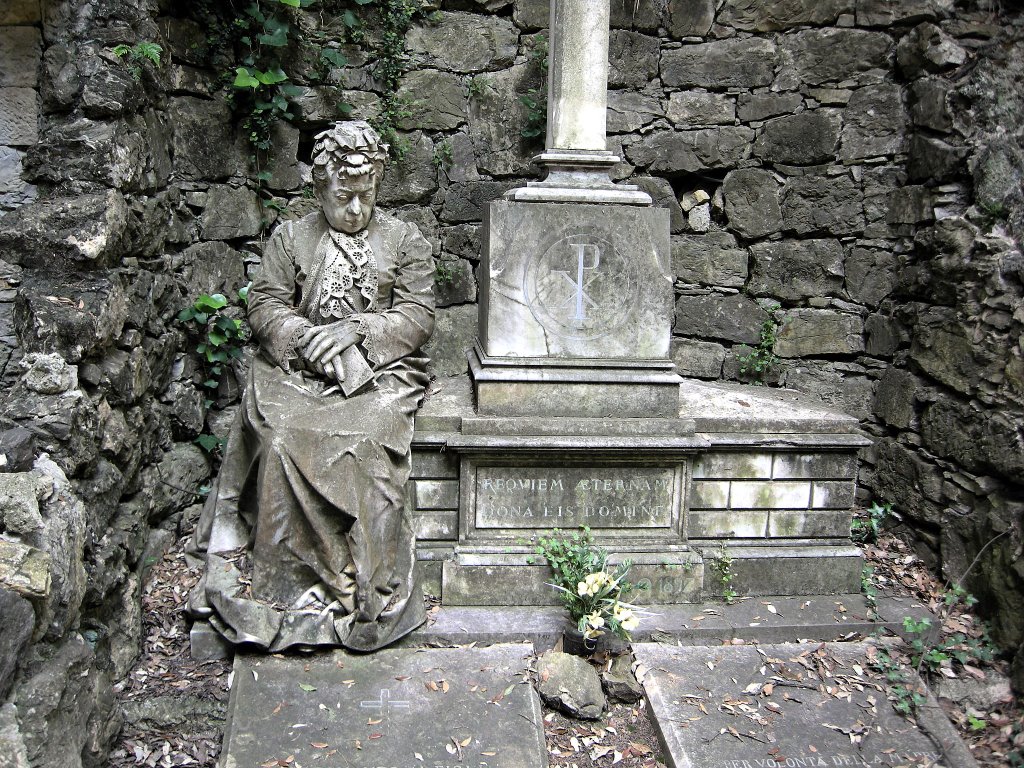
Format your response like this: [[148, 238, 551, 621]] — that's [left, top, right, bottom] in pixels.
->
[[190, 209, 434, 652]]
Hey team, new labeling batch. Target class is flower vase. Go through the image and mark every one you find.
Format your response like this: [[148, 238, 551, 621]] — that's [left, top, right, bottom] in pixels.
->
[[562, 626, 597, 656]]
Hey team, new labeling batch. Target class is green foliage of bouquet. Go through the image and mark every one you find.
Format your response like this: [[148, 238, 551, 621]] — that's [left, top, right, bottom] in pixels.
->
[[532, 527, 644, 641]]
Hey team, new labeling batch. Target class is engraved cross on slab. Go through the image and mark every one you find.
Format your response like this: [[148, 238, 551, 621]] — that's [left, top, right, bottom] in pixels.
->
[[359, 688, 411, 718]]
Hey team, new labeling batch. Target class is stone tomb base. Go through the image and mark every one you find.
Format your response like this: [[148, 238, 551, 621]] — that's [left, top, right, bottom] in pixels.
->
[[633, 641, 977, 768], [219, 644, 545, 768], [410, 378, 871, 605]]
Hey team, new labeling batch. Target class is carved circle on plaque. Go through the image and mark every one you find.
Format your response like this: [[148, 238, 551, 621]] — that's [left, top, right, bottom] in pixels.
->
[[523, 230, 638, 340]]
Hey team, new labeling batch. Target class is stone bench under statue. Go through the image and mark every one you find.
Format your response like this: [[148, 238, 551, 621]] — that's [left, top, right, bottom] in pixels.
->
[[188, 121, 435, 652]]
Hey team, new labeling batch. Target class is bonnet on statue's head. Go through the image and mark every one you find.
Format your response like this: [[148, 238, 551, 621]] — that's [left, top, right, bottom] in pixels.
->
[[312, 120, 389, 185]]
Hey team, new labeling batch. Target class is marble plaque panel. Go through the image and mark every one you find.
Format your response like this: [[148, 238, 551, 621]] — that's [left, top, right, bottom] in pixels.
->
[[475, 465, 677, 529]]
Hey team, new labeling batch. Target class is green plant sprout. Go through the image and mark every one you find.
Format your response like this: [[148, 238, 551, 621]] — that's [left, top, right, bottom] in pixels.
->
[[851, 501, 890, 544], [737, 303, 781, 384], [112, 42, 163, 80], [519, 35, 548, 140], [711, 543, 737, 604]]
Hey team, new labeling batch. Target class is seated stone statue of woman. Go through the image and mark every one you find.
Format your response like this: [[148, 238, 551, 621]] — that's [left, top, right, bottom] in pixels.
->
[[189, 121, 435, 652]]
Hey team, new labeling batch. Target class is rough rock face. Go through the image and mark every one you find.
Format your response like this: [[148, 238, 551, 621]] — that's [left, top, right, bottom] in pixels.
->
[[536, 651, 606, 720], [1, 0, 1024, 764]]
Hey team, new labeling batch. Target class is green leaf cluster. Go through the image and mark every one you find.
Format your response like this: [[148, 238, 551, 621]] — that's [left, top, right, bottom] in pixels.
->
[[738, 303, 781, 384], [111, 41, 163, 80], [851, 501, 890, 545], [518, 35, 548, 141]]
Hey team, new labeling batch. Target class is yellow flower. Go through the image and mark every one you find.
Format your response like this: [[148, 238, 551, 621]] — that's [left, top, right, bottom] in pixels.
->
[[577, 580, 596, 597], [583, 612, 606, 639], [614, 604, 639, 632]]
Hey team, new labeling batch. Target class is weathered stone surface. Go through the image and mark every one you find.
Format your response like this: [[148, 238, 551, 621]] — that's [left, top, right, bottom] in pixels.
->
[[909, 310, 980, 395], [750, 239, 844, 300], [263, 120, 300, 191], [601, 654, 642, 703], [670, 337, 726, 379], [0, 428, 35, 474], [840, 84, 906, 161], [782, 365, 874, 420], [607, 90, 662, 134], [887, 185, 933, 225], [290, 86, 381, 125], [424, 303, 476, 377], [775, 309, 864, 357], [608, 30, 660, 88], [782, 29, 892, 85], [897, 22, 967, 78], [661, 38, 777, 89], [723, 168, 783, 239], [626, 127, 753, 173], [81, 64, 143, 119], [674, 294, 768, 345], [857, 0, 940, 27], [467, 62, 535, 177], [121, 694, 226, 730], [136, 443, 209, 524], [635, 642, 972, 768], [667, 0, 714, 37], [921, 395, 1024, 478], [909, 77, 954, 132], [0, 0, 41, 24], [973, 137, 1024, 211], [665, 91, 734, 126], [396, 69, 467, 131], [172, 241, 247, 300], [737, 92, 803, 122], [933, 668, 1013, 710], [609, 0, 664, 31], [845, 245, 897, 308], [168, 97, 245, 181], [0, 589, 33, 700], [0, 193, 130, 270], [907, 134, 966, 182], [222, 645, 545, 768], [536, 650, 605, 719], [874, 367, 920, 429], [0, 146, 36, 211], [442, 224, 481, 262], [433, 256, 477, 307], [0, 701, 29, 768], [0, 88, 38, 146], [438, 131, 480, 183], [407, 12, 517, 73], [24, 116, 152, 191], [672, 231, 747, 287], [199, 185, 264, 241], [379, 131, 437, 204], [755, 110, 841, 165], [439, 180, 518, 223], [718, 0, 853, 31], [512, 0, 547, 30], [782, 174, 864, 236], [634, 176, 684, 233], [0, 27, 42, 88]]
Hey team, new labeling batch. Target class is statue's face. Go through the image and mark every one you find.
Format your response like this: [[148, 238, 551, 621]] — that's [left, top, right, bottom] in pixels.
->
[[319, 170, 377, 233]]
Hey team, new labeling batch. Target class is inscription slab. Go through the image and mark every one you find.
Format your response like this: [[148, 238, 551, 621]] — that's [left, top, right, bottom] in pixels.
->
[[221, 644, 545, 768], [634, 642, 973, 768], [475, 465, 677, 529]]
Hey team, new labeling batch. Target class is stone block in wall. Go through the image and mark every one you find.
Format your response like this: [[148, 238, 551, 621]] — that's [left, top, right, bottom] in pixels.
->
[[886, 185, 933, 225], [634, 176, 684, 233], [856, 0, 941, 27], [667, 0, 714, 37], [136, 443, 209, 524], [749, 238, 844, 301], [290, 86, 381, 126], [674, 293, 767, 345], [625, 127, 753, 173], [907, 134, 967, 182], [874, 367, 920, 429], [840, 84, 907, 162], [263, 120, 300, 192], [722, 168, 782, 239], [781, 174, 864, 236], [168, 97, 245, 181], [439, 180, 518, 223], [909, 309, 982, 395], [395, 205, 440, 256], [171, 241, 247, 300], [0, 26, 42, 88], [896, 23, 967, 78], [407, 12, 517, 73], [432, 256, 477, 307], [775, 309, 864, 358], [0, 190, 130, 269], [688, 510, 768, 538], [81, 65, 142, 120], [782, 364, 875, 420], [665, 92, 734, 127], [909, 77, 953, 132], [754, 110, 842, 166], [670, 337, 726, 379], [512, 0, 547, 30], [609, 0, 665, 31], [441, 224, 481, 261], [718, 0, 854, 32], [0, 589, 33, 700], [781, 29, 892, 86], [423, 303, 477, 377], [864, 312, 902, 356], [973, 137, 1024, 211], [608, 90, 662, 134], [199, 185, 264, 241], [396, 69, 467, 131], [661, 38, 777, 89], [0, 87, 38, 146], [467, 62, 535, 177], [608, 30, 660, 88], [921, 396, 1024, 479], [844, 244, 898, 308], [672, 230, 747, 287], [0, 0, 40, 24], [737, 92, 803, 122], [0, 146, 36, 211], [438, 132, 480, 183], [41, 43, 80, 111], [25, 116, 150, 191], [379, 131, 438, 205]]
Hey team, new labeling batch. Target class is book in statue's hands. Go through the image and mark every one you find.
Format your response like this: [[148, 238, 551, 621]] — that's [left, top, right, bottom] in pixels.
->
[[339, 344, 376, 397]]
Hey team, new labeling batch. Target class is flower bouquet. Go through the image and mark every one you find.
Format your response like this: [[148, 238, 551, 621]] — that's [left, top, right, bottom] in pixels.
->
[[532, 527, 645, 652]]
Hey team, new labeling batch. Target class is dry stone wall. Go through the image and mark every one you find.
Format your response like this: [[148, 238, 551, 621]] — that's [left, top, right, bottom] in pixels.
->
[[0, 0, 1022, 763]]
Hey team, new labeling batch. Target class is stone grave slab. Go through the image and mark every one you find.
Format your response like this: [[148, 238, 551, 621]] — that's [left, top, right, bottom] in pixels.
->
[[220, 643, 546, 768], [633, 641, 976, 768]]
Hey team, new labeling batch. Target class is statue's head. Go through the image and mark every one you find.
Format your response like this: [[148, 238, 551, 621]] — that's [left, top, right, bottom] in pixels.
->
[[311, 120, 388, 234]]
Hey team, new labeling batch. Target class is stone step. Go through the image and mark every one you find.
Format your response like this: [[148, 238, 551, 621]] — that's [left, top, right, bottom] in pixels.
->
[[219, 643, 545, 768], [633, 640, 978, 768]]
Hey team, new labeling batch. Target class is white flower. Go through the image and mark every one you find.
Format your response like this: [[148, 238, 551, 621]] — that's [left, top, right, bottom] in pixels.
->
[[577, 580, 596, 597], [614, 604, 640, 632], [583, 612, 606, 639]]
